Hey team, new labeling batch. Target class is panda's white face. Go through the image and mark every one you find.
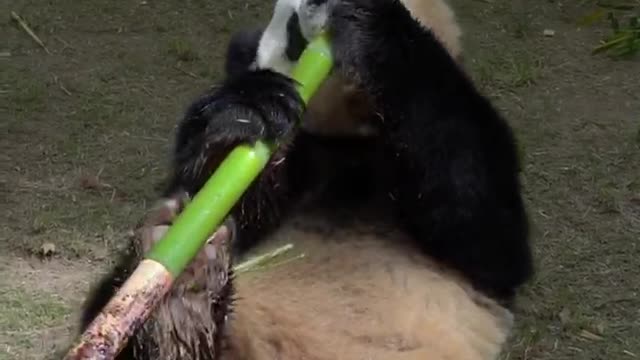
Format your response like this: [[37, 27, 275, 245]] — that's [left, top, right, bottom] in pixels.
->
[[254, 0, 299, 73], [255, 0, 381, 137], [257, 0, 330, 74], [296, 0, 330, 41]]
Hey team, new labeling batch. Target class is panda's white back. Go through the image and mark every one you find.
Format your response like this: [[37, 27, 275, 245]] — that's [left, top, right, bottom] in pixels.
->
[[222, 216, 514, 360]]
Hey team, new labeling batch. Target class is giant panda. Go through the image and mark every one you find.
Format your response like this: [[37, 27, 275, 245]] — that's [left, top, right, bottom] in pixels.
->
[[76, 0, 534, 359]]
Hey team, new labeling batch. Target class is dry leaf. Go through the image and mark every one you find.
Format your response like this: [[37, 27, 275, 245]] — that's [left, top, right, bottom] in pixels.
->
[[579, 329, 604, 341]]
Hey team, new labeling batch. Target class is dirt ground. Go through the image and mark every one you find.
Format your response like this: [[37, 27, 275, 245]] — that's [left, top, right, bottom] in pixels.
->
[[1, 0, 639, 359]]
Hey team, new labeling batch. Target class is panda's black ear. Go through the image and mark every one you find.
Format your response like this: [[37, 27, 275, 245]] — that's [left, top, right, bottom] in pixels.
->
[[225, 27, 264, 78], [285, 13, 308, 62]]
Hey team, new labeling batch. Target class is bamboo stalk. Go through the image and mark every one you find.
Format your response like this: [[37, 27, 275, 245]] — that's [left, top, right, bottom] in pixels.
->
[[63, 260, 173, 359], [62, 33, 333, 360]]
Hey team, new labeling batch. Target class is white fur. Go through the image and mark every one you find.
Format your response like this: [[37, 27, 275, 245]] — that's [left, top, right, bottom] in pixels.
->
[[256, 0, 303, 74], [296, 1, 329, 41], [257, 0, 330, 74], [222, 218, 514, 360]]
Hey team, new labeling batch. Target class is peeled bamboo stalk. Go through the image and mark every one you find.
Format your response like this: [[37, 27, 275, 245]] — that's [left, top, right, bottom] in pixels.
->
[[63, 260, 172, 359]]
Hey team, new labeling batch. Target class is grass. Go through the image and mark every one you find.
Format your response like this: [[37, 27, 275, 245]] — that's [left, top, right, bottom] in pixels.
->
[[0, 286, 71, 360], [168, 38, 200, 62], [580, 1, 640, 57], [1, 0, 640, 358], [471, 53, 543, 92], [0, 287, 69, 333]]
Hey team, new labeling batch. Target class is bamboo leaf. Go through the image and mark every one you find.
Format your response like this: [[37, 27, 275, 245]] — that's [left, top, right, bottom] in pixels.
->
[[596, 2, 639, 11], [592, 32, 632, 54]]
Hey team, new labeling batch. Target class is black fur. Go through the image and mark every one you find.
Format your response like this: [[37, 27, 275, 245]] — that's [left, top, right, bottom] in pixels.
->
[[329, 0, 533, 300], [168, 69, 304, 194], [225, 27, 263, 77], [285, 13, 309, 62]]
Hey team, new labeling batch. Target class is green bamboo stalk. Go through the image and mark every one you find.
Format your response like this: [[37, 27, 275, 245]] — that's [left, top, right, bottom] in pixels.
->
[[146, 33, 333, 277], [63, 33, 333, 360]]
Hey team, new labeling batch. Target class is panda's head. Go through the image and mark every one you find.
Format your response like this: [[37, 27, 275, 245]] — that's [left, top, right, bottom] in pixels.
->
[[223, 7, 379, 137], [224, 0, 463, 137]]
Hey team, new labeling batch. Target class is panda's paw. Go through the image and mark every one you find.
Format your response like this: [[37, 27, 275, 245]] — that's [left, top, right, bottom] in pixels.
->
[[136, 190, 190, 254], [188, 69, 301, 146], [174, 70, 303, 185], [135, 191, 235, 294], [137, 190, 236, 263]]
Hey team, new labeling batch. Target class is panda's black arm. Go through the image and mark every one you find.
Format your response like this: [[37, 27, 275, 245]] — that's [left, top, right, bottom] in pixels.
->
[[165, 69, 307, 255], [328, 0, 533, 301]]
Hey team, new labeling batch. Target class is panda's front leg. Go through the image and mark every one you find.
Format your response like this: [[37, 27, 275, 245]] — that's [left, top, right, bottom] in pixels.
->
[[327, 0, 534, 301], [326, 0, 432, 101], [165, 69, 305, 254]]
